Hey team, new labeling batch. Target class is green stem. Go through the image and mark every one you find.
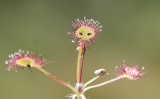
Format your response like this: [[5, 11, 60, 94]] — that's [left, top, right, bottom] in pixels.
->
[[36, 67, 78, 94], [79, 44, 86, 83], [77, 45, 83, 83]]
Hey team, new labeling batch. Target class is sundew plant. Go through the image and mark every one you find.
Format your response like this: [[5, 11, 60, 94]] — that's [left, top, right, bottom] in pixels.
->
[[5, 17, 145, 99]]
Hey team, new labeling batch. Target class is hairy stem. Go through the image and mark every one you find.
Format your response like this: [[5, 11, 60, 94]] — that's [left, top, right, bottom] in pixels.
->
[[84, 76, 123, 93], [36, 67, 78, 94]]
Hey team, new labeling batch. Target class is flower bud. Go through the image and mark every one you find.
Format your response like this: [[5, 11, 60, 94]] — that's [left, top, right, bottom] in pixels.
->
[[94, 69, 106, 76]]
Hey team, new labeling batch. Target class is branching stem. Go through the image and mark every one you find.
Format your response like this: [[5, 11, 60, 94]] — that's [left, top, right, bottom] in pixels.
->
[[83, 76, 123, 93], [83, 75, 100, 88]]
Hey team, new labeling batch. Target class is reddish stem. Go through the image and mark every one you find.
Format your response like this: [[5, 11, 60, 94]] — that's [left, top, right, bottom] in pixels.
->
[[79, 44, 86, 83]]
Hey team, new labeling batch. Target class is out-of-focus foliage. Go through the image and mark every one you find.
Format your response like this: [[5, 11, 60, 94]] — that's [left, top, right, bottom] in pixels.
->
[[0, 0, 160, 99]]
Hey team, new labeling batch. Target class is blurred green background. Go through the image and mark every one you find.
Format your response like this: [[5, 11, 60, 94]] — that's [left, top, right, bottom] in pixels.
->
[[0, 0, 160, 99]]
